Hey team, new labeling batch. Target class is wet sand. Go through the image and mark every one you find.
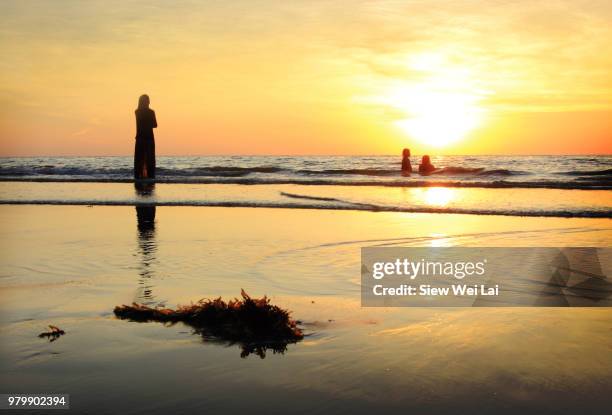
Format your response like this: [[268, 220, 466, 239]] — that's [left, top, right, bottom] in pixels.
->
[[0, 205, 611, 414]]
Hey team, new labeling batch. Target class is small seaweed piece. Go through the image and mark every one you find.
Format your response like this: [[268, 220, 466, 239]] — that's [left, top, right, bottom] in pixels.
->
[[114, 290, 303, 358], [38, 325, 66, 342]]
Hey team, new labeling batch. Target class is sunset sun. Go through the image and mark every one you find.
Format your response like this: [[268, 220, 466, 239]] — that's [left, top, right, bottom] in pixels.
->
[[393, 87, 484, 147], [383, 53, 486, 148]]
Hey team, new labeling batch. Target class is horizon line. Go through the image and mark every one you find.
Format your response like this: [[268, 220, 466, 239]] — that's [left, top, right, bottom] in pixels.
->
[[0, 153, 611, 158]]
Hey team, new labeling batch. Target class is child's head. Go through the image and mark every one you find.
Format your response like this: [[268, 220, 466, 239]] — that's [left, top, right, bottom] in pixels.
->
[[422, 155, 431, 165], [402, 148, 410, 157]]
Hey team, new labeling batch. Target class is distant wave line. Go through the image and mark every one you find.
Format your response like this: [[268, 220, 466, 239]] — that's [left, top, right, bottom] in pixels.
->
[[0, 177, 609, 190], [1, 199, 610, 218], [2, 165, 611, 178]]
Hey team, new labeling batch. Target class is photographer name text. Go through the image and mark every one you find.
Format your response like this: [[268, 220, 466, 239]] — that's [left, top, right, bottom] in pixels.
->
[[373, 284, 499, 297]]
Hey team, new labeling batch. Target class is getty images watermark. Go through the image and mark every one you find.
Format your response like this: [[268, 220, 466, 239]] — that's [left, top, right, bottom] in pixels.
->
[[361, 247, 612, 307]]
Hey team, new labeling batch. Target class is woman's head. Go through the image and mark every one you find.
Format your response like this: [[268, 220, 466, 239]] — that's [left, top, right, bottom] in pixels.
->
[[402, 148, 410, 157], [137, 94, 150, 109], [421, 155, 431, 165]]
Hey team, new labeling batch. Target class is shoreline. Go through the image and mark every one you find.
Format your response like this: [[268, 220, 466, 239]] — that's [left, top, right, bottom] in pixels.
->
[[0, 200, 610, 218], [0, 177, 609, 190], [1, 182, 610, 219]]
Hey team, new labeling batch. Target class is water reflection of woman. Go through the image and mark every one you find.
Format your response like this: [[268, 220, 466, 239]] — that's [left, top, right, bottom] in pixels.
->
[[134, 182, 158, 304]]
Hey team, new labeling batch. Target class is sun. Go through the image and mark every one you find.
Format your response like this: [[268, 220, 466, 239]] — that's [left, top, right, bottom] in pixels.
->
[[392, 87, 484, 147], [383, 53, 486, 148]]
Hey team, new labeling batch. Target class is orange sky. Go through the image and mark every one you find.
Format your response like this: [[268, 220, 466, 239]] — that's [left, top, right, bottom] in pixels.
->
[[0, 0, 610, 156]]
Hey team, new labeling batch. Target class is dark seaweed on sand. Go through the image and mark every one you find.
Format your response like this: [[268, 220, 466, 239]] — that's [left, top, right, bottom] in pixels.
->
[[38, 325, 66, 342], [114, 290, 303, 358]]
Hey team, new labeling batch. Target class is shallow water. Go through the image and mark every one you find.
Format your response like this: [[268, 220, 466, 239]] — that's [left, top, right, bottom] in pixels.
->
[[0, 205, 611, 414], [1, 155, 611, 189], [1, 182, 610, 217]]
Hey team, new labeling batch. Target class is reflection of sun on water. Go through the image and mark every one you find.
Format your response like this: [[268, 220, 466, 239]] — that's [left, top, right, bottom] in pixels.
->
[[421, 188, 454, 246], [421, 187, 455, 206], [429, 233, 452, 247], [383, 52, 487, 147]]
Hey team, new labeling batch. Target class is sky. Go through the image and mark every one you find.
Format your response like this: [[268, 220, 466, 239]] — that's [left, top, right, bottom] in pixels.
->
[[0, 0, 610, 156]]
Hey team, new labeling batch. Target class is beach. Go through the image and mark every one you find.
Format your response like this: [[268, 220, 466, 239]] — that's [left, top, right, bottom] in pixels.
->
[[3, 0, 612, 412], [1, 204, 611, 414]]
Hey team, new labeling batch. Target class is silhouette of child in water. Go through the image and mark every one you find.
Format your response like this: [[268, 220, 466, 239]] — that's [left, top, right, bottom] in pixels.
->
[[419, 155, 436, 175], [401, 148, 412, 174]]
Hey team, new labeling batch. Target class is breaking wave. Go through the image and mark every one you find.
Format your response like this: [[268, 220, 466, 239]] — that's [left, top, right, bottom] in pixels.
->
[[0, 176, 609, 189], [1, 156, 610, 190], [1, 197, 608, 218]]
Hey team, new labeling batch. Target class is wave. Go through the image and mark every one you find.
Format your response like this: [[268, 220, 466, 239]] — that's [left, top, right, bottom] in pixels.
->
[[1, 198, 609, 218], [0, 166, 132, 177], [476, 169, 523, 176], [296, 168, 399, 176], [1, 176, 609, 189], [296, 167, 525, 177], [557, 168, 612, 176], [0, 165, 284, 178], [0, 165, 528, 178], [280, 191, 379, 209], [186, 166, 284, 173]]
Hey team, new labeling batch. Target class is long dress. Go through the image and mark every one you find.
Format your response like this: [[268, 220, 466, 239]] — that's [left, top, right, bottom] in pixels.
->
[[134, 108, 157, 179]]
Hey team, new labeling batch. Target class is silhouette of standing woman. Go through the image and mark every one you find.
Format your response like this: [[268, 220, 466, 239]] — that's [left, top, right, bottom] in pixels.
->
[[134, 94, 157, 179]]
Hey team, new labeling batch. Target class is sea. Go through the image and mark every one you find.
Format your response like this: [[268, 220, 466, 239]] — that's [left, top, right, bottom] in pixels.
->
[[0, 155, 610, 217]]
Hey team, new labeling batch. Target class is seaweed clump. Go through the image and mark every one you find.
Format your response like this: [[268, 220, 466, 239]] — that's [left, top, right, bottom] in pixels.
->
[[38, 325, 65, 342], [114, 290, 303, 358]]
